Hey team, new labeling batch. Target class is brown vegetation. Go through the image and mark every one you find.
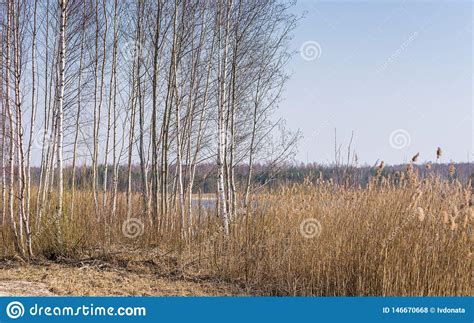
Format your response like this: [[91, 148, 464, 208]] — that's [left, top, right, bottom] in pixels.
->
[[1, 169, 472, 296]]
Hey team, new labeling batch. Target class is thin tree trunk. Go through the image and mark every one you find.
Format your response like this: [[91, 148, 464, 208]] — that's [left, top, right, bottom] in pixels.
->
[[216, 0, 233, 235], [150, 0, 162, 226], [136, 0, 149, 220], [55, 0, 68, 243], [1, 33, 6, 231], [71, 0, 87, 218], [14, 0, 32, 256], [110, 0, 119, 219], [35, 0, 52, 230], [98, 0, 108, 211], [92, 0, 101, 215], [5, 0, 23, 255], [25, 0, 38, 243]]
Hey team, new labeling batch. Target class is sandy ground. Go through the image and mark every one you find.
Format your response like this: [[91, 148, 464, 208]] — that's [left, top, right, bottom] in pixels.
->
[[0, 281, 55, 296], [0, 256, 247, 296]]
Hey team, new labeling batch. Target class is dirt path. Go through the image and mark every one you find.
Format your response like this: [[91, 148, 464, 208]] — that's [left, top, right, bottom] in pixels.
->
[[0, 281, 55, 296], [0, 261, 247, 296]]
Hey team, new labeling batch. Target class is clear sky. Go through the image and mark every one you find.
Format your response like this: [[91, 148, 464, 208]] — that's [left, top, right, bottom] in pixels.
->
[[280, 0, 472, 165]]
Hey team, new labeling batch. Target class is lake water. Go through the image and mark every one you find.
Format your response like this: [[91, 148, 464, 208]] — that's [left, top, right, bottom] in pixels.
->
[[191, 198, 216, 210]]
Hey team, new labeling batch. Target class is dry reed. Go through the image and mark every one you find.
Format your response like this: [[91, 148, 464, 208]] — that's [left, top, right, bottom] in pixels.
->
[[1, 172, 472, 296]]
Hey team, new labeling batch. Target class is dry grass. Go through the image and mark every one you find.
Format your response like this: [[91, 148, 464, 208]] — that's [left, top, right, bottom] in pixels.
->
[[1, 172, 472, 296], [0, 258, 247, 296], [214, 178, 472, 296]]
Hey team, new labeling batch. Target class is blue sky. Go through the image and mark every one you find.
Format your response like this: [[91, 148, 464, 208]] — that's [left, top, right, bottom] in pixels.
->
[[280, 0, 472, 165]]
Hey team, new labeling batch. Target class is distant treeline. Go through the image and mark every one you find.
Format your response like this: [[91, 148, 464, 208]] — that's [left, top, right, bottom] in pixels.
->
[[270, 162, 473, 188], [28, 162, 473, 194]]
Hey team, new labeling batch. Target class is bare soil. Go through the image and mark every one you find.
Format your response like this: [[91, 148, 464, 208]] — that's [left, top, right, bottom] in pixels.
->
[[0, 249, 249, 296], [0, 280, 55, 296]]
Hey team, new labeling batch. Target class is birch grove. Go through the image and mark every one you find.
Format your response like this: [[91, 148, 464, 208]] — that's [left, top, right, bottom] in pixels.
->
[[0, 0, 298, 258]]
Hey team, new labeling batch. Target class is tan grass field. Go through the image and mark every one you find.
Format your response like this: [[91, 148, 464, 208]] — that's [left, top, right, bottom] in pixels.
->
[[1, 171, 472, 296]]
